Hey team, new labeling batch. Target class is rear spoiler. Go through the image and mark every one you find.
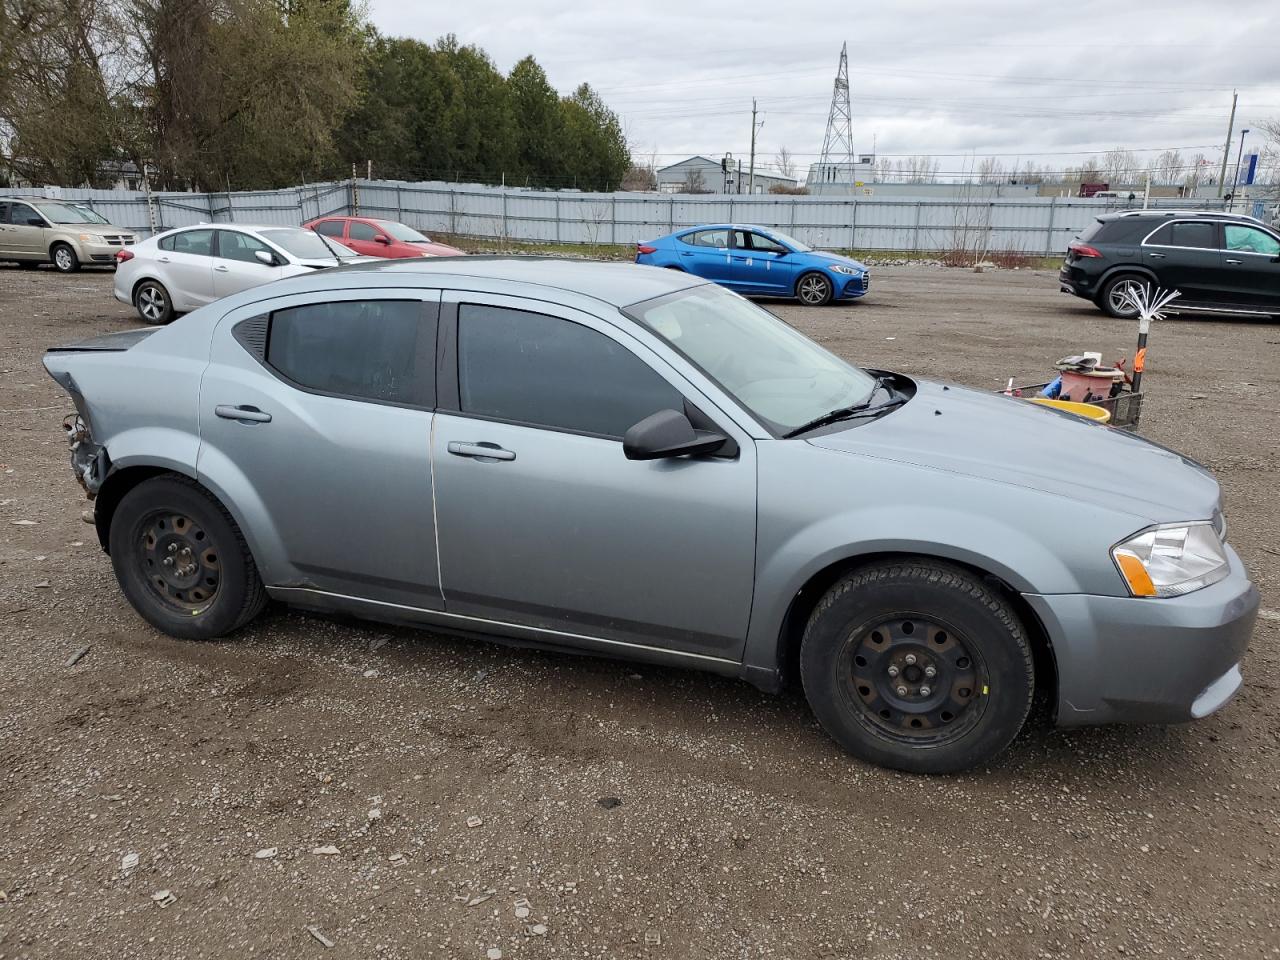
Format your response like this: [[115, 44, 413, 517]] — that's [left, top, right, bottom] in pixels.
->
[[45, 328, 159, 353]]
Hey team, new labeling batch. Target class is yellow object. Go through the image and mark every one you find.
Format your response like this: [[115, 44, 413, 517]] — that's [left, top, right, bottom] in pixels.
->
[[1029, 398, 1111, 423], [1114, 551, 1157, 597]]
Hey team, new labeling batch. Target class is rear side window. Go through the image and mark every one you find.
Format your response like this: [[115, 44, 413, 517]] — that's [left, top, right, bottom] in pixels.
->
[[1147, 221, 1217, 249], [314, 219, 345, 237], [456, 304, 683, 438], [266, 300, 434, 406], [168, 229, 214, 257], [682, 229, 728, 248], [349, 221, 379, 241]]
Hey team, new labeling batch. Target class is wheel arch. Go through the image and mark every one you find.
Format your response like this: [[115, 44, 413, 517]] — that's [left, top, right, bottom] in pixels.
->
[[770, 550, 1058, 713], [93, 465, 237, 559], [793, 268, 833, 302], [1097, 264, 1158, 294]]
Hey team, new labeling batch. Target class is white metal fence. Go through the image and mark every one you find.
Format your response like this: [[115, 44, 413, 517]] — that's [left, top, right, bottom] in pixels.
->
[[1, 179, 1244, 256]]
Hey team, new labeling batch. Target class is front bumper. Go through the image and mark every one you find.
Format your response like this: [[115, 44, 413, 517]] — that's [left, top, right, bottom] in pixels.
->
[[1023, 544, 1259, 726], [76, 236, 136, 264], [834, 271, 870, 299]]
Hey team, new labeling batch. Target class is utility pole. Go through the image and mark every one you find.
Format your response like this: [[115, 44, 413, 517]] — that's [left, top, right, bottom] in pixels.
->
[[1216, 90, 1237, 198], [1230, 128, 1251, 210], [748, 99, 759, 196]]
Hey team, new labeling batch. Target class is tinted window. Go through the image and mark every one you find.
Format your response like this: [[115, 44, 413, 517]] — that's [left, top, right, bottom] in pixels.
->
[[267, 300, 433, 406], [218, 230, 273, 263], [1149, 221, 1216, 249], [457, 304, 683, 438], [1225, 224, 1280, 256], [170, 229, 214, 257], [314, 219, 345, 237], [8, 202, 39, 225], [350, 221, 379, 242]]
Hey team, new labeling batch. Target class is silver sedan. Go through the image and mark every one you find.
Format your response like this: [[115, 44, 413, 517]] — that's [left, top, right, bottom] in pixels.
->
[[112, 223, 365, 324]]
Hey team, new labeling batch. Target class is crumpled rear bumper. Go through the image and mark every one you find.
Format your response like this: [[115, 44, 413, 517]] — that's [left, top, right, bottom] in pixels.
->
[[1022, 544, 1259, 726]]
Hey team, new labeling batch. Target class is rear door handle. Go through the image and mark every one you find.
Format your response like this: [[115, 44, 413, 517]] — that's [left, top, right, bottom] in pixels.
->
[[680, 251, 694, 257], [1225, 258, 1243, 265], [157, 256, 170, 263], [215, 404, 272, 423], [447, 441, 516, 462]]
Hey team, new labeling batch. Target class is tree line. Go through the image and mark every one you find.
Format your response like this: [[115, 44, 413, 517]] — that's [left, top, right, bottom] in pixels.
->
[[0, 0, 631, 193]]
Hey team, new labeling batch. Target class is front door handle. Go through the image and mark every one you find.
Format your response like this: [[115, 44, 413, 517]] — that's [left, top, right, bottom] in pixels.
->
[[1147, 252, 1165, 259], [447, 441, 516, 462], [215, 404, 272, 423], [214, 264, 229, 272], [157, 256, 170, 263], [1225, 258, 1243, 265]]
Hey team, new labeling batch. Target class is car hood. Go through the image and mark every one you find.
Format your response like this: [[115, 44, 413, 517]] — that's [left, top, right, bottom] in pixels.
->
[[807, 379, 1219, 523], [804, 250, 867, 271]]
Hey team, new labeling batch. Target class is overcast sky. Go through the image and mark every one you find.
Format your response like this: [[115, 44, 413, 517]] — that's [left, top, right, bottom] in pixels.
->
[[365, 0, 1280, 180]]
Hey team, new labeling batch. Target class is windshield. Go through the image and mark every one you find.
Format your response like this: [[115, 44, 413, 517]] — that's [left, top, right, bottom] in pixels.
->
[[318, 234, 360, 259], [378, 220, 430, 242], [260, 228, 338, 261], [762, 229, 811, 252], [35, 202, 110, 225], [628, 284, 875, 434]]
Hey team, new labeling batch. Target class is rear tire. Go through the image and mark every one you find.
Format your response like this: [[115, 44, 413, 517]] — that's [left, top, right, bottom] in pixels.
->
[[800, 559, 1034, 774], [1098, 273, 1149, 319], [108, 476, 267, 640], [134, 279, 175, 325], [796, 271, 833, 306], [51, 243, 80, 273]]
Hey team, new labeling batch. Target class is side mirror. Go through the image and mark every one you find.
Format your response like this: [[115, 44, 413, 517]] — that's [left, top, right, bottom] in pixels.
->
[[27, 217, 47, 227], [375, 235, 391, 245], [623, 409, 728, 461], [254, 249, 276, 266]]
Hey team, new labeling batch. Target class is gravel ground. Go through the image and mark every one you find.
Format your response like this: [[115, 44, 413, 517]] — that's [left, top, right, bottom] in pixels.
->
[[1, 263, 1278, 960]]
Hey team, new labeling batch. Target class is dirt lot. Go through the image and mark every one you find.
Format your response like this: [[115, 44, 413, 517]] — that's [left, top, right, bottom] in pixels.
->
[[1, 263, 1278, 960]]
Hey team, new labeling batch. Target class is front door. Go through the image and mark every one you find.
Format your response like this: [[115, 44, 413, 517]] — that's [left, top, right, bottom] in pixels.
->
[[430, 293, 757, 661], [1219, 223, 1280, 308], [1140, 220, 1222, 303], [345, 219, 388, 257], [5, 200, 49, 258], [212, 229, 285, 298], [198, 290, 442, 608], [732, 230, 794, 294]]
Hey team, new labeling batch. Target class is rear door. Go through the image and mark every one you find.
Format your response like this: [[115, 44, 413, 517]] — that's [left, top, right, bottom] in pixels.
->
[[5, 200, 49, 258], [198, 290, 442, 607], [212, 229, 285, 298], [1140, 220, 1222, 302], [678, 229, 737, 286], [1219, 223, 1280, 308], [159, 229, 218, 308], [430, 293, 757, 661]]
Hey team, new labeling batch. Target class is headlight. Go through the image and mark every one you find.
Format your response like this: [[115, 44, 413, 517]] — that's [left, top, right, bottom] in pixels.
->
[[1111, 522, 1229, 598], [829, 264, 861, 276], [78, 233, 105, 243]]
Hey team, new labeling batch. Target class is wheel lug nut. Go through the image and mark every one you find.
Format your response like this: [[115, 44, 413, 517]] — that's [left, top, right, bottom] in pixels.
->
[[163, 557, 173, 566], [167, 543, 177, 554], [920, 685, 932, 696], [887, 665, 900, 677], [924, 666, 937, 678], [904, 654, 917, 665], [896, 685, 908, 697]]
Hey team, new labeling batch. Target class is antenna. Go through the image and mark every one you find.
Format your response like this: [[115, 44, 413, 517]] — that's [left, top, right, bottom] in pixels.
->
[[817, 42, 854, 183]]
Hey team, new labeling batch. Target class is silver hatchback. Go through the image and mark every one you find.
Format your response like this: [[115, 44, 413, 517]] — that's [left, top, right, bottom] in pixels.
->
[[44, 259, 1258, 773]]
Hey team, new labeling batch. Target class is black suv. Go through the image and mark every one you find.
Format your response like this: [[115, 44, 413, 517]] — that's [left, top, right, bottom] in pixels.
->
[[1059, 210, 1280, 319]]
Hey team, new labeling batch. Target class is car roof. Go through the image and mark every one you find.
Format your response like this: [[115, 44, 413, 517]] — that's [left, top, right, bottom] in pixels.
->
[[1099, 209, 1266, 225], [676, 223, 776, 232], [248, 256, 708, 309]]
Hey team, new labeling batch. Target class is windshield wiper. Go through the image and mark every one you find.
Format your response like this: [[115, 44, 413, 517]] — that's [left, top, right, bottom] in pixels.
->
[[782, 374, 905, 438]]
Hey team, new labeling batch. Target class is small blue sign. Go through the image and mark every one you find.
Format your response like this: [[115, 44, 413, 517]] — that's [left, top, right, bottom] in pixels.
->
[[1238, 153, 1259, 186]]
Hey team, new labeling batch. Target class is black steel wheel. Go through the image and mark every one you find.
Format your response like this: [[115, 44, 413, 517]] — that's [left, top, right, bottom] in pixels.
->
[[796, 272, 833, 306], [801, 559, 1034, 774], [109, 475, 266, 639]]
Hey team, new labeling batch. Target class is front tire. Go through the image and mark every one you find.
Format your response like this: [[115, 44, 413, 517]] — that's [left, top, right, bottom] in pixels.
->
[[134, 280, 175, 325], [108, 476, 267, 639], [800, 559, 1034, 774], [796, 272, 833, 306], [1098, 274, 1149, 319], [51, 243, 80, 273]]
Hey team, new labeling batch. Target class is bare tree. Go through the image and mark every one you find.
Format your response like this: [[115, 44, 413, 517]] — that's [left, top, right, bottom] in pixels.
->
[[1183, 152, 1210, 192], [903, 155, 940, 183], [1101, 147, 1137, 185], [872, 157, 894, 181], [773, 145, 795, 180], [1153, 149, 1184, 184], [976, 156, 1004, 184], [681, 167, 709, 194]]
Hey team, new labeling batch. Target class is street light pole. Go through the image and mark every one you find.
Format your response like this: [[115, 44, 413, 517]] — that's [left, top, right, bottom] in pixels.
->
[[1230, 128, 1251, 211]]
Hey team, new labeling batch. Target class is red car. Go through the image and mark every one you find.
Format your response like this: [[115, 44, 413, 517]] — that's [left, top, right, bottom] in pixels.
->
[[302, 216, 464, 259]]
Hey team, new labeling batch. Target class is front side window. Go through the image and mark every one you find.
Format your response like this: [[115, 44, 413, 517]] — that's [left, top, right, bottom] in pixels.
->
[[217, 230, 273, 263], [627, 284, 876, 435], [349, 221, 379, 242], [748, 232, 789, 255], [457, 304, 683, 438], [1225, 225, 1280, 256], [266, 300, 433, 406], [313, 219, 345, 237], [170, 229, 214, 257]]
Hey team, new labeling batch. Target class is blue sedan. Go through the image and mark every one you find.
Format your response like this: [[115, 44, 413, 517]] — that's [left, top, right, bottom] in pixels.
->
[[635, 224, 869, 306]]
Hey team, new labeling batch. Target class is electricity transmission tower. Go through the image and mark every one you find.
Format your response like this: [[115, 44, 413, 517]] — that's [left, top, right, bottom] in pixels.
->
[[816, 42, 854, 183]]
